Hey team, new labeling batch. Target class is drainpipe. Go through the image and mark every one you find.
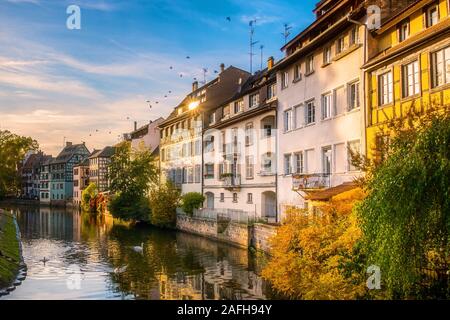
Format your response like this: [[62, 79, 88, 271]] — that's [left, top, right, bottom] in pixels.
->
[[347, 12, 369, 161], [275, 106, 279, 224]]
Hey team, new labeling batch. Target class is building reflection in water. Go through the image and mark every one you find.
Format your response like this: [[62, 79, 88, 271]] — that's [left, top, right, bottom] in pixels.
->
[[10, 205, 281, 300]]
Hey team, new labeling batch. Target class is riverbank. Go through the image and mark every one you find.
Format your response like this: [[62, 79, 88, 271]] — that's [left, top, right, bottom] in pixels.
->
[[0, 209, 24, 293]]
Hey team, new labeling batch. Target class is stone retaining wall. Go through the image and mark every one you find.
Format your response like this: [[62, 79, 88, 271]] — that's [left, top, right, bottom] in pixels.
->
[[251, 223, 278, 253]]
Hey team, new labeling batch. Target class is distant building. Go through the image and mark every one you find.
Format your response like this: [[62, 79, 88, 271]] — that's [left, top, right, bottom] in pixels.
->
[[48, 142, 90, 205], [39, 156, 53, 204], [129, 117, 165, 153], [89, 146, 115, 192], [21, 152, 51, 199], [73, 158, 90, 207]]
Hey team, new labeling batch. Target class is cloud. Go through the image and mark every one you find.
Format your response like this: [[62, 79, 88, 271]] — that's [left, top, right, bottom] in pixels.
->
[[5, 0, 40, 4]]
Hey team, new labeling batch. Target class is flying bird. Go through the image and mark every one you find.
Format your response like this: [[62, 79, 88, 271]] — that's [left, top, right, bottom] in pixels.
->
[[179, 74, 183, 78], [169, 66, 173, 70], [168, 91, 172, 94], [226, 17, 231, 22], [186, 56, 190, 59]]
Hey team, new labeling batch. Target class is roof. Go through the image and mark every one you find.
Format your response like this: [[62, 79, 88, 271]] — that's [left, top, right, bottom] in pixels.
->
[[159, 66, 251, 128], [305, 182, 358, 201], [89, 146, 115, 159], [74, 158, 89, 167], [54, 143, 89, 164]]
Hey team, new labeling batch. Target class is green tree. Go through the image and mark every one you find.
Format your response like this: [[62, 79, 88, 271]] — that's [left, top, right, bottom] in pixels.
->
[[181, 192, 205, 216], [108, 141, 158, 221], [149, 182, 181, 228], [0, 130, 39, 199], [357, 109, 450, 299], [81, 183, 98, 212]]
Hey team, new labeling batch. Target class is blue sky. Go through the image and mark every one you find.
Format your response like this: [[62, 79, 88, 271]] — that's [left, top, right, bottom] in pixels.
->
[[0, 0, 316, 154]]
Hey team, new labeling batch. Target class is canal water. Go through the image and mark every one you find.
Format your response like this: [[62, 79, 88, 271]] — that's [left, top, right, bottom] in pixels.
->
[[1, 205, 280, 300]]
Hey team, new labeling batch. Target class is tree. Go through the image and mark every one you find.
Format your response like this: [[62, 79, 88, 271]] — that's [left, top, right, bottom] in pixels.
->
[[81, 183, 98, 212], [149, 182, 181, 228], [108, 141, 158, 222], [356, 109, 450, 299], [181, 192, 205, 216], [262, 188, 367, 300], [0, 130, 39, 199]]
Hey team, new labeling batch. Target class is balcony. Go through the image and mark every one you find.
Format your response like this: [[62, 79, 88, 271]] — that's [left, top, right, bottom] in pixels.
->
[[222, 143, 241, 158], [292, 173, 331, 191], [222, 174, 241, 190]]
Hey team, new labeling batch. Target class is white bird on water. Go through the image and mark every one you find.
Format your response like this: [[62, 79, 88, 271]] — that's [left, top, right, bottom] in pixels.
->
[[114, 265, 128, 274], [132, 243, 144, 254]]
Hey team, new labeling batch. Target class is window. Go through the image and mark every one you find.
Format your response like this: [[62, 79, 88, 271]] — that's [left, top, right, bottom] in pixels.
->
[[246, 156, 254, 179], [431, 46, 450, 88], [209, 112, 216, 125], [281, 71, 289, 89], [234, 100, 243, 113], [294, 64, 302, 81], [284, 154, 292, 175], [284, 109, 293, 132], [350, 26, 359, 46], [336, 36, 345, 54], [402, 60, 420, 97], [245, 123, 254, 146], [305, 101, 315, 124], [378, 71, 393, 105], [195, 140, 201, 156], [323, 46, 332, 64], [321, 92, 333, 119], [305, 55, 314, 74], [263, 124, 272, 138], [322, 146, 332, 175], [233, 193, 238, 203], [205, 164, 214, 179], [220, 193, 225, 202], [398, 20, 409, 42], [267, 83, 277, 100], [294, 104, 303, 128], [223, 105, 230, 117], [74, 169, 79, 175], [348, 81, 360, 110], [294, 152, 304, 174], [205, 136, 214, 152], [348, 140, 361, 172], [426, 5, 439, 28], [262, 152, 275, 173], [188, 167, 194, 183], [249, 93, 259, 108], [247, 193, 253, 204]]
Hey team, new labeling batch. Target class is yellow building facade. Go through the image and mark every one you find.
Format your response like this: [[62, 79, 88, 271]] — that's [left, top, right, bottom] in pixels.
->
[[365, 0, 450, 161]]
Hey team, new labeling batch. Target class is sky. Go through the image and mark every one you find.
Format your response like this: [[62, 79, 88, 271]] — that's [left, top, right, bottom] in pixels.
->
[[0, 0, 316, 155]]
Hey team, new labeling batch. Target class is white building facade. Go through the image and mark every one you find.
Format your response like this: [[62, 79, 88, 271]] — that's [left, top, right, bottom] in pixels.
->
[[275, 0, 366, 217]]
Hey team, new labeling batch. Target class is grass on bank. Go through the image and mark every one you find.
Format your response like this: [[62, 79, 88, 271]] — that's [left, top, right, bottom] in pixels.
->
[[0, 210, 20, 289]]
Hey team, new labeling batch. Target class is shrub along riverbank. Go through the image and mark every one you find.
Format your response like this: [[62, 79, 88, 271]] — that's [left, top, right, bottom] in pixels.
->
[[0, 209, 21, 290]]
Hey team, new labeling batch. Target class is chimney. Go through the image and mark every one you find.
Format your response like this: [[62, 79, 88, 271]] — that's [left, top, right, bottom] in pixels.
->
[[66, 142, 72, 147], [134, 121, 137, 131], [192, 81, 198, 92], [220, 63, 225, 73], [267, 56, 274, 70]]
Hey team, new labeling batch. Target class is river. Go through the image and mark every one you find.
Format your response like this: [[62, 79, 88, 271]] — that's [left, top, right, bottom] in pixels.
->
[[0, 205, 280, 300]]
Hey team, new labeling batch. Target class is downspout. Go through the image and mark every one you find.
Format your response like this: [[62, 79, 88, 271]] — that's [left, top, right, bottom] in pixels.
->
[[275, 104, 279, 224], [347, 12, 369, 160]]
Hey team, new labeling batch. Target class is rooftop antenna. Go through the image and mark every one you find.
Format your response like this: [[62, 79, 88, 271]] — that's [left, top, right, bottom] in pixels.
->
[[63, 136, 67, 147], [260, 45, 264, 71], [249, 19, 258, 74], [202, 68, 208, 84], [282, 23, 292, 45]]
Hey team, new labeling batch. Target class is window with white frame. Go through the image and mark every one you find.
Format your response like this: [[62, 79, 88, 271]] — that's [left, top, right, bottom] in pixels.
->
[[205, 135, 214, 152], [262, 152, 275, 174], [321, 92, 333, 119], [322, 146, 332, 175], [294, 152, 304, 174], [348, 81, 360, 110], [294, 104, 304, 128], [305, 100, 315, 124], [350, 26, 359, 46], [431, 46, 450, 88], [378, 71, 393, 105], [306, 55, 314, 74], [402, 60, 420, 97], [209, 112, 216, 125], [245, 123, 254, 146], [223, 105, 230, 118], [426, 4, 439, 28], [249, 93, 260, 108], [267, 83, 277, 100], [284, 154, 292, 175], [323, 46, 332, 64], [194, 165, 201, 183], [281, 71, 289, 89], [234, 99, 243, 113], [294, 64, 302, 81], [336, 36, 345, 54], [245, 156, 254, 179], [284, 109, 293, 132], [398, 20, 409, 42]]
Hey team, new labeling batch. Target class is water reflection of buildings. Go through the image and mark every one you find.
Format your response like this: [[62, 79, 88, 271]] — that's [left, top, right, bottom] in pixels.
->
[[15, 206, 81, 241]]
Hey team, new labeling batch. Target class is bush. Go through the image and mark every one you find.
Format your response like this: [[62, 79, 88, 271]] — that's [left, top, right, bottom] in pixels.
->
[[149, 182, 181, 228], [109, 192, 151, 222], [181, 192, 205, 216], [81, 183, 98, 212]]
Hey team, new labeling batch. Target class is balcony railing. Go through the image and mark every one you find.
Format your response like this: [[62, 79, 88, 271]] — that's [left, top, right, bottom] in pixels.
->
[[292, 173, 331, 190], [223, 174, 241, 189], [178, 208, 256, 225], [222, 143, 241, 158]]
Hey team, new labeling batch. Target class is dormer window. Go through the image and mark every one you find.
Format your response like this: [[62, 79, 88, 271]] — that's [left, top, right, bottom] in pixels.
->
[[293, 64, 302, 81], [426, 5, 439, 27], [336, 36, 345, 54], [349, 26, 359, 46], [398, 20, 409, 42], [249, 93, 260, 108]]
